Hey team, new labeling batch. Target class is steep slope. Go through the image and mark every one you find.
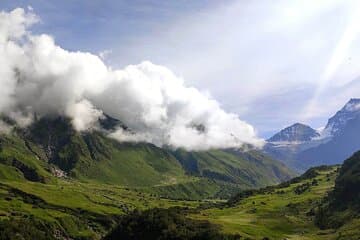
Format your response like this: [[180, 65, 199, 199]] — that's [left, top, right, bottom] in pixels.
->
[[0, 116, 294, 200], [0, 133, 53, 183], [13, 116, 188, 187]]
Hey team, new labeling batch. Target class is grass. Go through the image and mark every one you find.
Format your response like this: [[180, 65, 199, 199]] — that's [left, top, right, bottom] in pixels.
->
[[0, 178, 200, 239]]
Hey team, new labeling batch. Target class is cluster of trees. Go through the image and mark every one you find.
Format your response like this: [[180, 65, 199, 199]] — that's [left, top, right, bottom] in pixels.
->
[[104, 207, 241, 240], [0, 218, 56, 240]]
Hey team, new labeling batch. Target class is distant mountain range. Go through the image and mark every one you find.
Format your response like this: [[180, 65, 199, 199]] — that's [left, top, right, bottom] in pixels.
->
[[264, 98, 360, 171]]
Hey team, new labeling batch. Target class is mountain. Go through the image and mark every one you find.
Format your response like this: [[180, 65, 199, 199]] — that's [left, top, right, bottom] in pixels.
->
[[297, 98, 360, 168], [267, 123, 319, 143], [323, 98, 360, 137], [264, 123, 324, 171], [265, 98, 360, 171], [0, 116, 293, 199], [298, 114, 360, 168]]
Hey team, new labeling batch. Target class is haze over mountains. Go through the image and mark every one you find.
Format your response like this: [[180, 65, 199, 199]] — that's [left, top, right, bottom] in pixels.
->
[[265, 98, 360, 171]]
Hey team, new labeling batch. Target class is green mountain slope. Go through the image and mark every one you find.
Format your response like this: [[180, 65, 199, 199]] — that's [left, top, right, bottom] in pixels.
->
[[0, 116, 296, 239], [0, 116, 293, 200], [173, 148, 293, 187]]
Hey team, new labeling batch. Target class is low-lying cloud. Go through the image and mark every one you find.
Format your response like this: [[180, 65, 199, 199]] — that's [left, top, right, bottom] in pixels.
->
[[0, 8, 263, 150]]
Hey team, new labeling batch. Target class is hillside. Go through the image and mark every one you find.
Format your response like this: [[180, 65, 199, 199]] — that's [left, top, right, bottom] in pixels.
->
[[0, 116, 293, 200], [191, 165, 360, 239], [173, 148, 292, 187]]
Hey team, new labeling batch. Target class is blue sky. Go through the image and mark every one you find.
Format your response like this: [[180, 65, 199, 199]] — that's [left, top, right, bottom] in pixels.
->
[[0, 1, 226, 55], [1, 0, 360, 138]]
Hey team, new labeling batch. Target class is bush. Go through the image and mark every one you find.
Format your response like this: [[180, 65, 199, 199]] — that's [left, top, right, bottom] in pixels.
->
[[0, 218, 57, 240]]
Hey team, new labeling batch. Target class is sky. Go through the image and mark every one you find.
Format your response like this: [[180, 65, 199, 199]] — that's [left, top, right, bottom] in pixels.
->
[[1, 0, 360, 138]]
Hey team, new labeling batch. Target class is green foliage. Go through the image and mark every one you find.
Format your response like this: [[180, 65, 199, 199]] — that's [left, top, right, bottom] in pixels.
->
[[0, 218, 56, 240], [315, 152, 360, 229], [104, 208, 241, 240], [0, 178, 199, 240], [332, 151, 360, 209]]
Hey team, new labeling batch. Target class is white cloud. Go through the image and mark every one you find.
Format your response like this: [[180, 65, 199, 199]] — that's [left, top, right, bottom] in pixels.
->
[[0, 8, 262, 150], [65, 99, 103, 131], [109, 0, 360, 133]]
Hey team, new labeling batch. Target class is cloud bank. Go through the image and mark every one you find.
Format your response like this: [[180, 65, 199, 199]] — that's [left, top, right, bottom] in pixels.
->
[[0, 8, 262, 150]]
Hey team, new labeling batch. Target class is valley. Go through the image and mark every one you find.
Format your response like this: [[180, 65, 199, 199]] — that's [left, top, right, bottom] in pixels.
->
[[1, 116, 360, 239]]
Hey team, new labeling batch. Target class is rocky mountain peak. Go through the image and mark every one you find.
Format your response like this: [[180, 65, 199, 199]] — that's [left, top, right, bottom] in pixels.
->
[[323, 98, 360, 136], [268, 123, 319, 143]]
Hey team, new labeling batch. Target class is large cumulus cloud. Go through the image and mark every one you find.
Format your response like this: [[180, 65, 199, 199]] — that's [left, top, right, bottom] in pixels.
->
[[0, 8, 263, 150]]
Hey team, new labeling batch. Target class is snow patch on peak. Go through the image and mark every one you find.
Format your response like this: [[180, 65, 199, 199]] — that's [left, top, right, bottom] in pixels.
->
[[323, 98, 360, 137]]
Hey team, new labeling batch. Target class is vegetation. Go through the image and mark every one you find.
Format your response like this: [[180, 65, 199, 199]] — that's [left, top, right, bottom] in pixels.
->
[[191, 165, 360, 239], [7, 117, 360, 239], [0, 179, 199, 239], [104, 208, 241, 240], [315, 151, 360, 230], [0, 116, 294, 201], [0, 117, 292, 239]]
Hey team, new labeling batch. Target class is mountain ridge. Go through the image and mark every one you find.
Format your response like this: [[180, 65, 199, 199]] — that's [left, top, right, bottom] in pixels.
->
[[0, 115, 294, 200], [264, 98, 360, 171]]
